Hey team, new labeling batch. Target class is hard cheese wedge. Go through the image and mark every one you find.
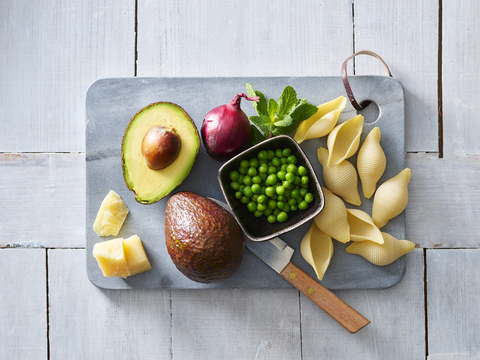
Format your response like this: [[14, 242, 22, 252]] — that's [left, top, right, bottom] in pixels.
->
[[93, 235, 152, 278], [124, 235, 152, 276], [92, 238, 131, 278], [93, 190, 129, 236]]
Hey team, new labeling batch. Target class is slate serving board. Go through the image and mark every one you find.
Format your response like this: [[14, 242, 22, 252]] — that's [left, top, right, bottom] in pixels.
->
[[86, 76, 406, 290]]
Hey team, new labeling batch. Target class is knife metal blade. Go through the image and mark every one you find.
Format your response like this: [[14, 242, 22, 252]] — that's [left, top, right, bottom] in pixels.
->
[[212, 198, 370, 334]]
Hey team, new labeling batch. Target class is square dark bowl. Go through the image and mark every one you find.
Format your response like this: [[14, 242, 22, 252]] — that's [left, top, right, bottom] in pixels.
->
[[218, 135, 325, 242]]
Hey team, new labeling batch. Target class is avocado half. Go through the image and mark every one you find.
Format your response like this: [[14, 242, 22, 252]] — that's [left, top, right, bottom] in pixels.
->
[[122, 102, 200, 204]]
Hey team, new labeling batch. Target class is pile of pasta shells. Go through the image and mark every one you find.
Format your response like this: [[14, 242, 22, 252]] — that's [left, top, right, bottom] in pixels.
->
[[294, 96, 415, 281]]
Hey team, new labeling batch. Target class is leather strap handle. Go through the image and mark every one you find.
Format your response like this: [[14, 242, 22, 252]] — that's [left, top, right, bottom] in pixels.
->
[[341, 50, 393, 111]]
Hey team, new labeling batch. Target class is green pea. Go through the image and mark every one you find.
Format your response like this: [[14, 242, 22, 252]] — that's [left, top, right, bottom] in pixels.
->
[[257, 194, 267, 204], [267, 215, 277, 223], [268, 150, 275, 160], [277, 171, 286, 180], [277, 211, 288, 222], [283, 180, 293, 189], [280, 157, 287, 164], [247, 202, 257, 212], [283, 204, 291, 213], [288, 198, 297, 206], [267, 199, 277, 210], [276, 186, 286, 195], [276, 195, 284, 201], [252, 194, 259, 202], [298, 165, 307, 176], [257, 203, 267, 212], [293, 176, 301, 185], [271, 157, 281, 167], [240, 196, 250, 204], [267, 174, 277, 185], [280, 164, 288, 171], [301, 176, 309, 185], [247, 167, 257, 177], [286, 164, 297, 174], [265, 187, 276, 197], [251, 183, 261, 194], [249, 158, 260, 168], [287, 155, 297, 164], [282, 148, 292, 157], [264, 208, 272, 216], [300, 188, 308, 197], [260, 173, 267, 181], [243, 186, 253, 198], [254, 210, 264, 217], [291, 188, 300, 198], [235, 191, 242, 199], [240, 159, 250, 168], [267, 165, 277, 175], [290, 204, 297, 211], [273, 208, 281, 216], [243, 176, 252, 186], [239, 167, 247, 175], [259, 164, 268, 174], [258, 150, 268, 161], [275, 149, 283, 158], [231, 181, 240, 190], [229, 170, 240, 182], [285, 172, 295, 183], [305, 193, 314, 203], [252, 175, 262, 184], [298, 201, 308, 210]]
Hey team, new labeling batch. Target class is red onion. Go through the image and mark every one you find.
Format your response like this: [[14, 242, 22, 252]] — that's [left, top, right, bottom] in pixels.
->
[[201, 93, 259, 161]]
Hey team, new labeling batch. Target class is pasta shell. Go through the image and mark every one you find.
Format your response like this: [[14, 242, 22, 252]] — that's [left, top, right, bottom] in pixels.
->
[[357, 127, 386, 199], [346, 232, 415, 266], [327, 114, 364, 167], [314, 187, 350, 243], [347, 208, 384, 244], [300, 223, 334, 280], [317, 147, 361, 206], [372, 168, 411, 228], [294, 96, 347, 143]]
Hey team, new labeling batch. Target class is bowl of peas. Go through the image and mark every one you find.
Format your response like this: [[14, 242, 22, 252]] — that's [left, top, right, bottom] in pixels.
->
[[218, 135, 325, 242]]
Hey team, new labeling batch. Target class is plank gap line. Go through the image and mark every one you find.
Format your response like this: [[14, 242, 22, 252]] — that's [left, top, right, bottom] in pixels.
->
[[423, 248, 429, 358], [46, 249, 51, 360], [437, 0, 444, 158], [134, 0, 139, 77]]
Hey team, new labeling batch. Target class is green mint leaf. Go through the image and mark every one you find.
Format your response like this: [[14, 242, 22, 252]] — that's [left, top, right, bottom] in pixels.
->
[[273, 114, 293, 128], [246, 83, 268, 116], [276, 86, 297, 117], [249, 115, 273, 126], [289, 103, 318, 123], [247, 125, 267, 146], [268, 98, 278, 120]]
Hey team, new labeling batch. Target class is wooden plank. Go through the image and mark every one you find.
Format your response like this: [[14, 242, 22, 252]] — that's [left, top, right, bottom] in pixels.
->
[[171, 289, 301, 359], [354, 0, 439, 153], [0, 249, 47, 360], [0, 0, 135, 153], [442, 2, 480, 156], [406, 153, 480, 248], [137, 0, 354, 77], [0, 153, 85, 248], [301, 248, 425, 359], [48, 249, 172, 359], [427, 249, 480, 359]]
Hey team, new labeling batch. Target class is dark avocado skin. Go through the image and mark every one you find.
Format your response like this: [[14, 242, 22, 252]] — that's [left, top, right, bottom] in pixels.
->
[[165, 191, 244, 283]]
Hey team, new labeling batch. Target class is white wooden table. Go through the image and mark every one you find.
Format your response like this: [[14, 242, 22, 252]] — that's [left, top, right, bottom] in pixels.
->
[[2, 1, 479, 359]]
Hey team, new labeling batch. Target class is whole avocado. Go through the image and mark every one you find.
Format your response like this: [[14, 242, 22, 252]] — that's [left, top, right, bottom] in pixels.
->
[[165, 191, 244, 283]]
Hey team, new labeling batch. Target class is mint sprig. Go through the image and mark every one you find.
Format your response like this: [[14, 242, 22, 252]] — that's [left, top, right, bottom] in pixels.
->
[[246, 83, 318, 143]]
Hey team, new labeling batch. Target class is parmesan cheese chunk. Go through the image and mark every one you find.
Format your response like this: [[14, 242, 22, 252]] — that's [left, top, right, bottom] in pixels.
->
[[92, 238, 131, 278], [93, 190, 129, 236], [124, 235, 152, 276]]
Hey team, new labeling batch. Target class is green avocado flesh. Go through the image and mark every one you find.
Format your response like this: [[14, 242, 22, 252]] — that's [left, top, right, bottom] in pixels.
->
[[122, 102, 200, 204], [165, 192, 244, 283]]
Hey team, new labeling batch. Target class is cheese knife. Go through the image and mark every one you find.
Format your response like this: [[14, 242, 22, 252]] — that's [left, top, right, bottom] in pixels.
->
[[213, 199, 370, 334]]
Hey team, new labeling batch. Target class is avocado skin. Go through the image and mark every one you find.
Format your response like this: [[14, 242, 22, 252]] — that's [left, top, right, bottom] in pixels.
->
[[165, 192, 244, 283]]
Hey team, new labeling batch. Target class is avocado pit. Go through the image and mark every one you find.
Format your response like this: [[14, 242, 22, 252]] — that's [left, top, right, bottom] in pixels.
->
[[142, 125, 181, 170]]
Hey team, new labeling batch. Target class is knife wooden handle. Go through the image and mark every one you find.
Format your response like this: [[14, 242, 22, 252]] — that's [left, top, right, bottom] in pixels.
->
[[280, 261, 370, 333]]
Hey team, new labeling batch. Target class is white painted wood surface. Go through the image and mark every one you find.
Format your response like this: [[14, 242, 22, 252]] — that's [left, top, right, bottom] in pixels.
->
[[0, 249, 47, 360], [2, 0, 480, 358]]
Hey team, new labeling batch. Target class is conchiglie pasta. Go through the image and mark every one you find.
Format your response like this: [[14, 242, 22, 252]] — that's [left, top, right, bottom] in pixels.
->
[[300, 222, 334, 280], [357, 127, 386, 199], [314, 187, 350, 243], [346, 232, 415, 266], [317, 147, 361, 206], [372, 168, 411, 228], [294, 96, 347, 144], [327, 114, 364, 167], [347, 208, 383, 244]]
